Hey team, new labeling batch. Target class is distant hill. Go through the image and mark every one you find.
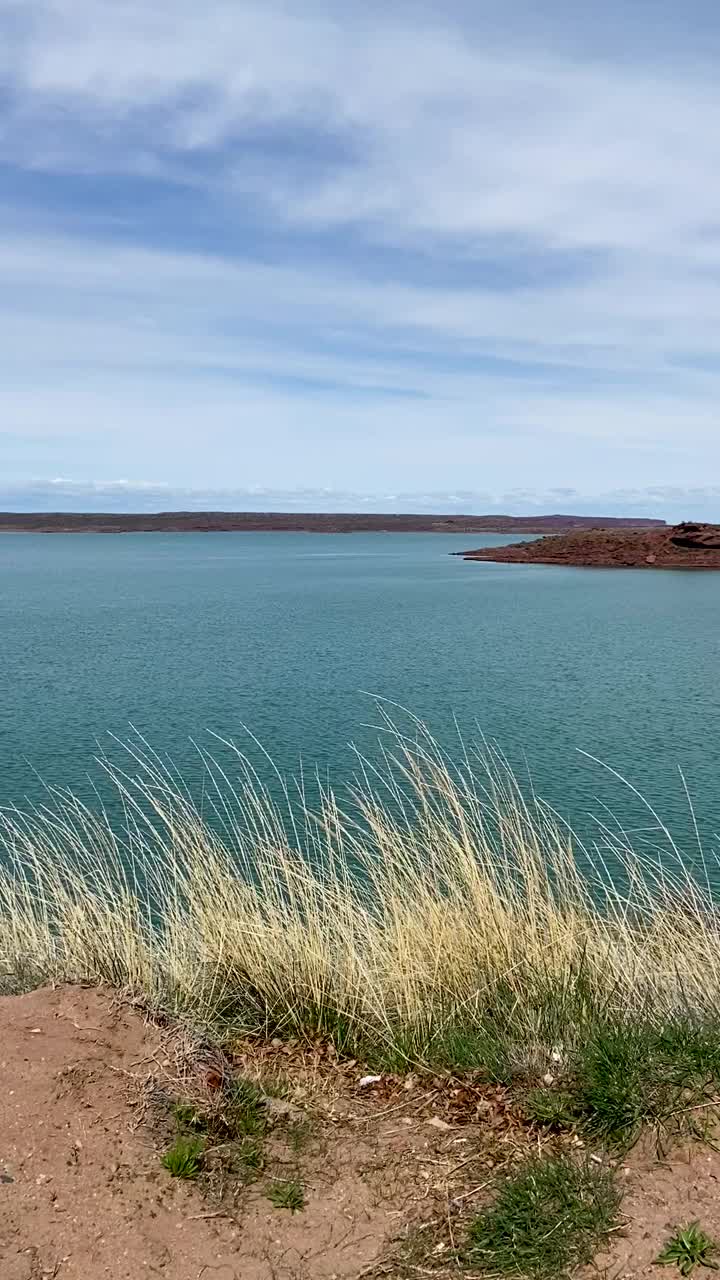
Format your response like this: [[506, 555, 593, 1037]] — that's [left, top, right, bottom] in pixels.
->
[[0, 511, 666, 534], [459, 521, 720, 568]]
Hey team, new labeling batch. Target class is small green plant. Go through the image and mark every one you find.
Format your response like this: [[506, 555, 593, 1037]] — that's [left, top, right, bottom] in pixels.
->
[[267, 1177, 305, 1213], [259, 1073, 292, 1100], [237, 1138, 264, 1171], [222, 1077, 267, 1138], [161, 1135, 205, 1179], [658, 1223, 719, 1275], [467, 1153, 620, 1279], [522, 1087, 579, 1131], [220, 1137, 265, 1184], [287, 1116, 313, 1153], [173, 1100, 208, 1132]]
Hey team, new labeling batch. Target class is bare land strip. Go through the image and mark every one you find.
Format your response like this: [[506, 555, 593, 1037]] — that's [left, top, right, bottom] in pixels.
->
[[0, 511, 665, 534]]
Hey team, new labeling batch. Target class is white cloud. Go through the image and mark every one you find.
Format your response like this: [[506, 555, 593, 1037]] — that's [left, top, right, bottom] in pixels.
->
[[3, 477, 719, 522], [4, 0, 720, 261], [1, 229, 720, 494], [2, 1, 720, 499]]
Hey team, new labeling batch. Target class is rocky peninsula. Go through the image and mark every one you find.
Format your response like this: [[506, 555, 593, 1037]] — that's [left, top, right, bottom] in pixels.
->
[[459, 521, 720, 568]]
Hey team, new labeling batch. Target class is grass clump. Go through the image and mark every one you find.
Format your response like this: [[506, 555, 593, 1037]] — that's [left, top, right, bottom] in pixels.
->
[[172, 1076, 268, 1142], [161, 1135, 205, 1179], [266, 1177, 305, 1213], [467, 1153, 620, 1279], [2, 711, 720, 1113], [168, 1074, 272, 1184], [658, 1222, 719, 1275], [235, 1138, 264, 1172], [220, 1077, 267, 1139], [173, 1100, 207, 1132], [521, 1086, 580, 1131], [517, 1019, 720, 1150], [571, 1022, 679, 1147]]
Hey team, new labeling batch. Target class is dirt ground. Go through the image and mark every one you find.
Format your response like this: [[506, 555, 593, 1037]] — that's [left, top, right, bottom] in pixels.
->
[[584, 1144, 720, 1279], [0, 987, 407, 1279], [0, 986, 514, 1280], [3, 987, 720, 1280]]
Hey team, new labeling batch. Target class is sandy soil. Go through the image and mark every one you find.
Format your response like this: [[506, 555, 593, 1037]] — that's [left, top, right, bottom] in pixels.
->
[[0, 986, 518, 1280], [4, 986, 720, 1280], [0, 987, 411, 1280], [584, 1143, 720, 1279]]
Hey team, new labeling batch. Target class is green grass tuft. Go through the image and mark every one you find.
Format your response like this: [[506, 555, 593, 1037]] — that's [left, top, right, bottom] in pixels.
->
[[173, 1100, 208, 1132], [521, 1086, 580, 1131], [467, 1153, 620, 1279], [569, 1020, 720, 1149], [572, 1023, 667, 1146], [221, 1077, 267, 1138], [237, 1137, 264, 1170], [161, 1135, 205, 1179], [658, 1222, 719, 1275], [222, 1136, 265, 1184], [266, 1177, 305, 1212]]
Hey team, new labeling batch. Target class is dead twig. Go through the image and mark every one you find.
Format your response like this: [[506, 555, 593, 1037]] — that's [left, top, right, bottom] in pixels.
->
[[444, 1149, 486, 1179], [451, 1179, 492, 1203]]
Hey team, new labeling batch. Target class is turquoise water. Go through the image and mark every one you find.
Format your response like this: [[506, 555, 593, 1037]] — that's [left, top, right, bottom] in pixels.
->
[[1, 532, 719, 857]]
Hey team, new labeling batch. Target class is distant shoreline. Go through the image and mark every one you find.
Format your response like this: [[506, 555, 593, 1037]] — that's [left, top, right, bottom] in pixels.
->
[[0, 511, 666, 535]]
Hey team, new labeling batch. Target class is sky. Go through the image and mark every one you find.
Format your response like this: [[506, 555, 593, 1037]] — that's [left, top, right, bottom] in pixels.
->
[[1, 0, 720, 518]]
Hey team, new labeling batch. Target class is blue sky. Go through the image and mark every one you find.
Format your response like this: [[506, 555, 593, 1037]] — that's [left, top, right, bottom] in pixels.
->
[[2, 0, 720, 518]]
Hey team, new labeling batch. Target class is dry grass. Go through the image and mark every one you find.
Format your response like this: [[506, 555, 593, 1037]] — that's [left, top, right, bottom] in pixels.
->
[[1, 711, 718, 1067]]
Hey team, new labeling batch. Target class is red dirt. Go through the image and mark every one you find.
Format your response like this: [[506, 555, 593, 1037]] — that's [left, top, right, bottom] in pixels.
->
[[5, 987, 720, 1280], [0, 988, 400, 1279], [581, 1143, 720, 1279], [459, 521, 720, 568], [0, 988, 518, 1280]]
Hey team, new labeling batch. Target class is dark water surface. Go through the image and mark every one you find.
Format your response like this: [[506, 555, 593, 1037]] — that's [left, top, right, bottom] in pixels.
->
[[1, 532, 719, 859]]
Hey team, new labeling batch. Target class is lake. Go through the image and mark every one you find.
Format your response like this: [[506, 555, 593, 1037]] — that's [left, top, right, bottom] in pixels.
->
[[1, 531, 719, 862]]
